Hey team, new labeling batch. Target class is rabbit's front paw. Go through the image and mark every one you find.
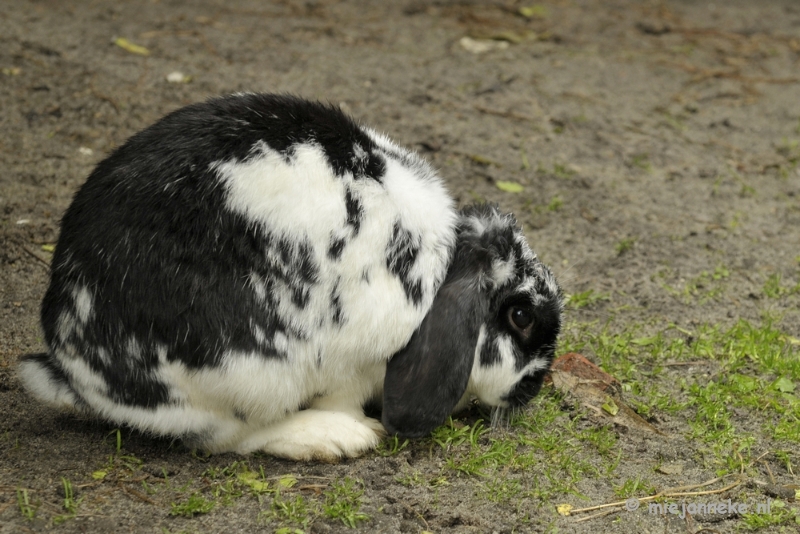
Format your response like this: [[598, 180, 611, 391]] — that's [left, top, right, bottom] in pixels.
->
[[236, 409, 386, 462]]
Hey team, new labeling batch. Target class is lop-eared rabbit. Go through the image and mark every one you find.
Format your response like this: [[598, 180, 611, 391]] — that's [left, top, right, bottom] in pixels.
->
[[19, 94, 562, 461]]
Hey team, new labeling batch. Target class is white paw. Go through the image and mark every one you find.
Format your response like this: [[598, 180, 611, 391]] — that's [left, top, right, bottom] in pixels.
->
[[236, 409, 386, 462]]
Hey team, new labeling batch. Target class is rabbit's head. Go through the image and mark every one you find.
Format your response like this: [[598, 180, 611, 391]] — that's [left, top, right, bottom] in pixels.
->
[[382, 203, 562, 438]]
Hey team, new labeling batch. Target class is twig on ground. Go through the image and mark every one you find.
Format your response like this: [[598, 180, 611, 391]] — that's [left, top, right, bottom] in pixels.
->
[[472, 104, 537, 122], [761, 460, 776, 485], [573, 508, 618, 522], [297, 484, 327, 494], [19, 244, 51, 268], [117, 482, 157, 505], [659, 60, 798, 84], [568, 474, 743, 516], [90, 77, 121, 112], [75, 481, 104, 490]]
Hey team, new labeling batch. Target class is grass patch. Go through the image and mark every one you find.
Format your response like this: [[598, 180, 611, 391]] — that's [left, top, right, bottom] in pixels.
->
[[629, 153, 652, 172], [615, 237, 636, 255], [523, 315, 800, 529], [418, 391, 617, 502], [763, 273, 800, 299], [526, 194, 568, 218], [739, 499, 800, 531], [536, 162, 576, 179], [432, 418, 517, 477], [481, 478, 523, 503], [562, 316, 800, 470], [323, 478, 370, 528], [613, 476, 656, 498], [257, 476, 370, 530], [170, 493, 215, 517], [565, 289, 610, 310], [16, 488, 37, 521], [547, 195, 564, 212], [377, 435, 409, 456], [656, 264, 730, 303], [261, 492, 316, 529], [52, 477, 81, 525]]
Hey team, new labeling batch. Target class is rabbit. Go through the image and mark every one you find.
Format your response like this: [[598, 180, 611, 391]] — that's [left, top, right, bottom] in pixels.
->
[[18, 93, 562, 461]]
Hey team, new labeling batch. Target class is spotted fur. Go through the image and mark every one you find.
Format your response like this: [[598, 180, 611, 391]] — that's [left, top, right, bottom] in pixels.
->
[[19, 94, 562, 460]]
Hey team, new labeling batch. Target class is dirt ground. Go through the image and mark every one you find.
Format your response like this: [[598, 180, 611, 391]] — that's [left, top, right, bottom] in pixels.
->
[[1, 1, 799, 533]]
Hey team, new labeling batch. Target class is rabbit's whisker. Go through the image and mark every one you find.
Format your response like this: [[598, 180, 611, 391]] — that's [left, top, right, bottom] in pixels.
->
[[490, 406, 512, 431]]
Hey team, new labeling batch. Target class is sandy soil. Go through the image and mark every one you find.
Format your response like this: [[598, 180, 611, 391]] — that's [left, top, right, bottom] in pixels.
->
[[1, 1, 799, 533]]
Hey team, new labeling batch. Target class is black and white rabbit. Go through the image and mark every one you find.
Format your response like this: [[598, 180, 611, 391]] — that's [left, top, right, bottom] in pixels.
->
[[19, 93, 562, 461]]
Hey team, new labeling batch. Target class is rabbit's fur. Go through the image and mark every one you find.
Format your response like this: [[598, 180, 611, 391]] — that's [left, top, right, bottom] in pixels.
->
[[19, 94, 562, 461]]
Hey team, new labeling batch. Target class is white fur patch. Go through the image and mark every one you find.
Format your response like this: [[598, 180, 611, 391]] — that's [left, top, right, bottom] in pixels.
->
[[73, 285, 93, 324], [520, 356, 550, 376], [99, 345, 389, 457], [491, 257, 515, 287], [213, 142, 348, 248], [96, 346, 111, 366], [466, 335, 550, 407], [126, 337, 143, 361], [250, 321, 268, 347], [467, 335, 515, 406], [58, 356, 108, 397], [234, 409, 385, 460], [56, 311, 76, 343], [17, 360, 77, 409]]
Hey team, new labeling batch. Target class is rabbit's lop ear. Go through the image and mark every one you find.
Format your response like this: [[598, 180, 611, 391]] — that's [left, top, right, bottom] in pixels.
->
[[382, 267, 488, 438]]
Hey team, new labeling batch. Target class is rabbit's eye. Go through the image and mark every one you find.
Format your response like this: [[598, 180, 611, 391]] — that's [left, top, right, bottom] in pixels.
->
[[508, 306, 534, 330]]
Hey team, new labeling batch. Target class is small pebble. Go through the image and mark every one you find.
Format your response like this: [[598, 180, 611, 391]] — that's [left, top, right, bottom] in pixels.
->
[[166, 71, 191, 83], [459, 36, 509, 54]]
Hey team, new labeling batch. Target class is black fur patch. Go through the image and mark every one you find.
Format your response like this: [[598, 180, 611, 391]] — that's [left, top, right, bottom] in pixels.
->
[[107, 368, 171, 408], [385, 221, 423, 305], [344, 187, 362, 235], [504, 369, 547, 407], [478, 329, 502, 366], [203, 93, 385, 181], [330, 284, 344, 326], [360, 150, 386, 181], [327, 236, 346, 260], [292, 286, 311, 308]]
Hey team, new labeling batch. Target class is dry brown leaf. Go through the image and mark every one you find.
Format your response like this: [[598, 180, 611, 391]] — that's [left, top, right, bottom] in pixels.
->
[[549, 353, 664, 435]]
